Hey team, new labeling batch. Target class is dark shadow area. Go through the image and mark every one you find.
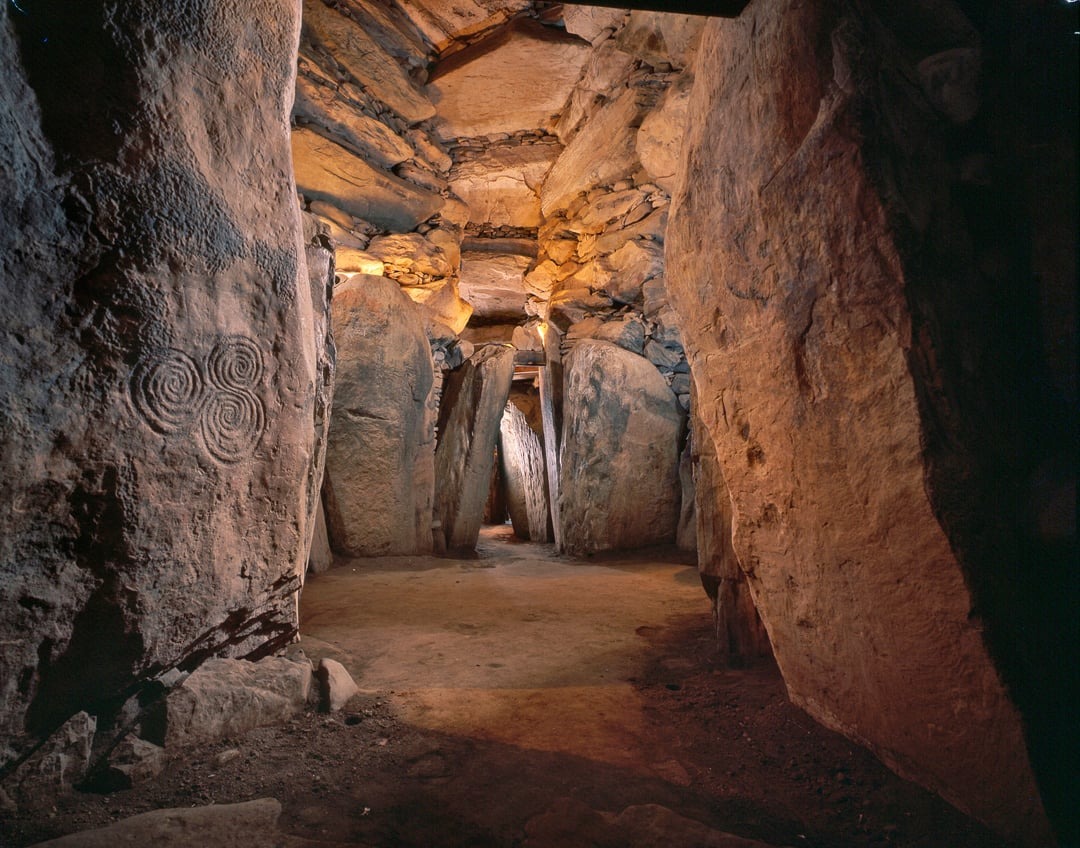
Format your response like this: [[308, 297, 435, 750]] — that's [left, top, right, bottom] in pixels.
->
[[863, 4, 1078, 840]]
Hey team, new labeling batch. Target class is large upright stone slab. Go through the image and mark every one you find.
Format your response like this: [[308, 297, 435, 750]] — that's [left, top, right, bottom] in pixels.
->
[[666, 4, 1051, 843], [0, 1, 318, 765], [324, 275, 435, 557], [434, 346, 516, 553], [426, 18, 591, 140], [499, 402, 550, 542], [559, 341, 683, 555], [301, 213, 337, 583]]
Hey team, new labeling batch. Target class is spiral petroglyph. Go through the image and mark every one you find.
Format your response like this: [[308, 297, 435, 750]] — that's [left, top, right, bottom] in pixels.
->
[[200, 389, 266, 464], [207, 335, 265, 392], [130, 349, 206, 433], [131, 335, 267, 463]]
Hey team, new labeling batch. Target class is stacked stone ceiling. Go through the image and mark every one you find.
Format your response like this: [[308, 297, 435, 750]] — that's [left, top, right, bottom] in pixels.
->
[[293, 0, 700, 409]]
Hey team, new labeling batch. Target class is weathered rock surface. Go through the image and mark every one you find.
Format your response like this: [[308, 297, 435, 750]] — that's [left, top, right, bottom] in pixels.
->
[[302, 214, 337, 587], [367, 232, 454, 279], [2, 713, 95, 804], [499, 402, 550, 542], [615, 11, 704, 70], [396, 0, 531, 55], [293, 75, 415, 169], [404, 278, 474, 335], [676, 434, 696, 553], [636, 73, 693, 194], [307, 502, 333, 575], [336, 0, 431, 72], [435, 346, 516, 553], [594, 316, 647, 355], [556, 40, 637, 141], [559, 342, 683, 555], [597, 239, 664, 304], [100, 733, 166, 790], [458, 251, 532, 321], [164, 657, 312, 748], [333, 247, 384, 276], [426, 18, 591, 140], [301, 0, 435, 123], [561, 7, 628, 45], [316, 658, 359, 712], [324, 275, 436, 556], [666, 5, 1050, 843], [449, 142, 558, 228], [28, 798, 344, 848], [0, 1, 319, 767], [292, 128, 444, 232], [690, 404, 768, 661], [541, 85, 658, 217]]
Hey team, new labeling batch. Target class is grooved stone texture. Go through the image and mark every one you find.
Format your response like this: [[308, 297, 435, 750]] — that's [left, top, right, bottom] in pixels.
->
[[0, 0, 319, 769]]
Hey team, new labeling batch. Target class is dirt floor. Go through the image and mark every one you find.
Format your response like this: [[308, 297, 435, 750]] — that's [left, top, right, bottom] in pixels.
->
[[0, 528, 1010, 847]]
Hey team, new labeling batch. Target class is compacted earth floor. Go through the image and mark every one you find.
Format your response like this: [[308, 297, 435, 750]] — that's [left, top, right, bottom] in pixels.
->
[[1, 527, 1009, 847]]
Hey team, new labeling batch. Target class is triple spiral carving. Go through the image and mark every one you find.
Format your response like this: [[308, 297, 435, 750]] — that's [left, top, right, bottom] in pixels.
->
[[130, 336, 267, 464]]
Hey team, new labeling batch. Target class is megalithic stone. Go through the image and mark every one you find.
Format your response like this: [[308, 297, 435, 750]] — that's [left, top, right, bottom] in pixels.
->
[[323, 275, 436, 557], [499, 401, 551, 542], [665, 3, 1052, 842], [435, 345, 516, 553], [0, 1, 318, 764]]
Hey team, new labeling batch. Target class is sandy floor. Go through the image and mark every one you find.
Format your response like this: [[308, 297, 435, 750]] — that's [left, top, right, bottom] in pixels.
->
[[299, 527, 709, 775], [0, 528, 1008, 847]]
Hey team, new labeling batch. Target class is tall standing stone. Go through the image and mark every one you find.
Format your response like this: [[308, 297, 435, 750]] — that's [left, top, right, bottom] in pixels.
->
[[434, 345, 515, 553], [301, 214, 336, 579], [665, 3, 1051, 843], [690, 399, 769, 662], [559, 341, 683, 555], [498, 402, 550, 542], [323, 275, 436, 557], [0, 1, 318, 764]]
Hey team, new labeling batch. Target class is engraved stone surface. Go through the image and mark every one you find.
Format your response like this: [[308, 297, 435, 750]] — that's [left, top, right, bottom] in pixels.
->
[[0, 2, 320, 774], [130, 336, 267, 464]]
